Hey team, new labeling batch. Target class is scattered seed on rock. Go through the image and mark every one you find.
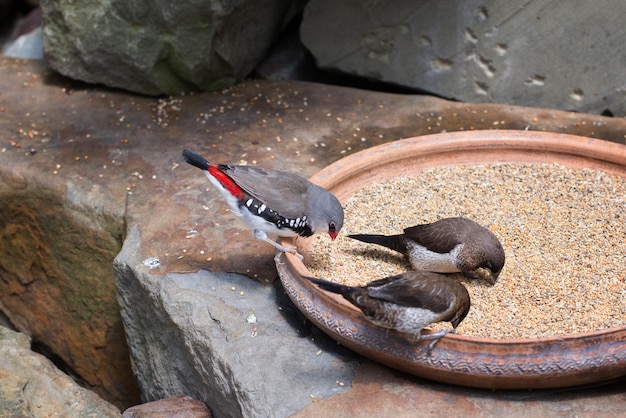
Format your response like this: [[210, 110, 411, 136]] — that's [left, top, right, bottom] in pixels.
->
[[307, 163, 626, 339]]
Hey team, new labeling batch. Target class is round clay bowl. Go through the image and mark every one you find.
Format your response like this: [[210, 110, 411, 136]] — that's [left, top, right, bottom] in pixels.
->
[[275, 129, 626, 390]]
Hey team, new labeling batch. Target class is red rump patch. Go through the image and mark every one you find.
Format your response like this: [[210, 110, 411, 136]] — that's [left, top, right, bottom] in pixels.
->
[[208, 165, 245, 200]]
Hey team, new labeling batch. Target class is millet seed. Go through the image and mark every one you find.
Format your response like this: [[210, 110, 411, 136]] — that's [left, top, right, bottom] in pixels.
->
[[307, 163, 626, 339]]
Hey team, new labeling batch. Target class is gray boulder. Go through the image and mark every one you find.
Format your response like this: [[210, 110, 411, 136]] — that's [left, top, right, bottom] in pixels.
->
[[301, 0, 626, 116], [40, 0, 301, 95], [114, 227, 357, 418], [0, 326, 120, 417]]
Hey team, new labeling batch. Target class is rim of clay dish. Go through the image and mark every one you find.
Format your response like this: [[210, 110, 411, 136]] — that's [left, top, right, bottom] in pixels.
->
[[276, 130, 626, 390]]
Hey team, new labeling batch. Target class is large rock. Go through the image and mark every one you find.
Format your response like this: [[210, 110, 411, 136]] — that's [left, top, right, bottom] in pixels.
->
[[115, 239, 357, 418], [0, 158, 141, 409], [3, 58, 626, 417], [301, 0, 626, 117], [0, 326, 120, 417], [0, 60, 141, 408], [39, 0, 301, 95]]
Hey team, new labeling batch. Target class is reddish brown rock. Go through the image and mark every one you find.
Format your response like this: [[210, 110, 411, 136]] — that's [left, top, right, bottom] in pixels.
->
[[0, 59, 139, 408], [0, 179, 135, 406], [123, 395, 211, 418], [293, 361, 626, 417]]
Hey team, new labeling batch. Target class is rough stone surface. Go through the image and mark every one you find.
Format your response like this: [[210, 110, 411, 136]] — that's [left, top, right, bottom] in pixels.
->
[[301, 0, 626, 117], [0, 326, 121, 418], [123, 395, 211, 418], [2, 57, 626, 417], [294, 361, 626, 418], [40, 0, 301, 95], [0, 60, 141, 409], [115, 242, 357, 417], [0, 173, 137, 409]]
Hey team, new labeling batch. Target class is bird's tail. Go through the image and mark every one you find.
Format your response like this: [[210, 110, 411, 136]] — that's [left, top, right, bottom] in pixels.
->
[[348, 233, 407, 254], [182, 149, 210, 170], [301, 276, 352, 295]]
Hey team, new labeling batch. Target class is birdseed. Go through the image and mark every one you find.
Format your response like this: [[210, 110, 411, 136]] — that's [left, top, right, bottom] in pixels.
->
[[306, 163, 626, 339]]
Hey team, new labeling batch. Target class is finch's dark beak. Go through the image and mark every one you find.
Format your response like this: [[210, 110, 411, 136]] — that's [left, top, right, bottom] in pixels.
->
[[328, 231, 338, 240], [463, 268, 499, 284]]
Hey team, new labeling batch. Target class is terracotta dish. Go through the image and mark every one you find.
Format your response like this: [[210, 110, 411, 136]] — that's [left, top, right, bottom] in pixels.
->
[[275, 130, 626, 389]]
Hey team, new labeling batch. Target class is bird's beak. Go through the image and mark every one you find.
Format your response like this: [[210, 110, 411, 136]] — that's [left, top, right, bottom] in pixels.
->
[[484, 269, 500, 285], [464, 268, 499, 285], [328, 231, 338, 240]]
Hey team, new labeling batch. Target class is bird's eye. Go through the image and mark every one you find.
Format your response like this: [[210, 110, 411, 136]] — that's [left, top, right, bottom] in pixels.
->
[[329, 222, 336, 233]]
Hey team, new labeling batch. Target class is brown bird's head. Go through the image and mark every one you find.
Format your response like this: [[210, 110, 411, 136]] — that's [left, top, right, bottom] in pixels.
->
[[449, 294, 471, 329], [459, 240, 506, 283]]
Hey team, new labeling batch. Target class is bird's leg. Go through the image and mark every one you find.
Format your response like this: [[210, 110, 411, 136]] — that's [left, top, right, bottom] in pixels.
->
[[418, 328, 456, 353], [274, 252, 285, 266], [254, 229, 304, 260]]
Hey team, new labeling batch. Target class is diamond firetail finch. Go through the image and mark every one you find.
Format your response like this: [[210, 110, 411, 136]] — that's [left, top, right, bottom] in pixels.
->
[[182, 149, 344, 259]]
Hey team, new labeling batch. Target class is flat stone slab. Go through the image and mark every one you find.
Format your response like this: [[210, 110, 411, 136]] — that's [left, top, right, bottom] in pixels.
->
[[2, 57, 626, 416], [294, 361, 626, 417]]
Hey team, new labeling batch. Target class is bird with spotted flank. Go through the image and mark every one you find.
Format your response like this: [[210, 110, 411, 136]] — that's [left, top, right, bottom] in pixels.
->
[[182, 149, 344, 259]]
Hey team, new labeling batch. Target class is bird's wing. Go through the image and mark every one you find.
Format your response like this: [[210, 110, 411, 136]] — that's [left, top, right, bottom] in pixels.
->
[[366, 274, 452, 312], [223, 165, 311, 218], [403, 218, 467, 253]]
